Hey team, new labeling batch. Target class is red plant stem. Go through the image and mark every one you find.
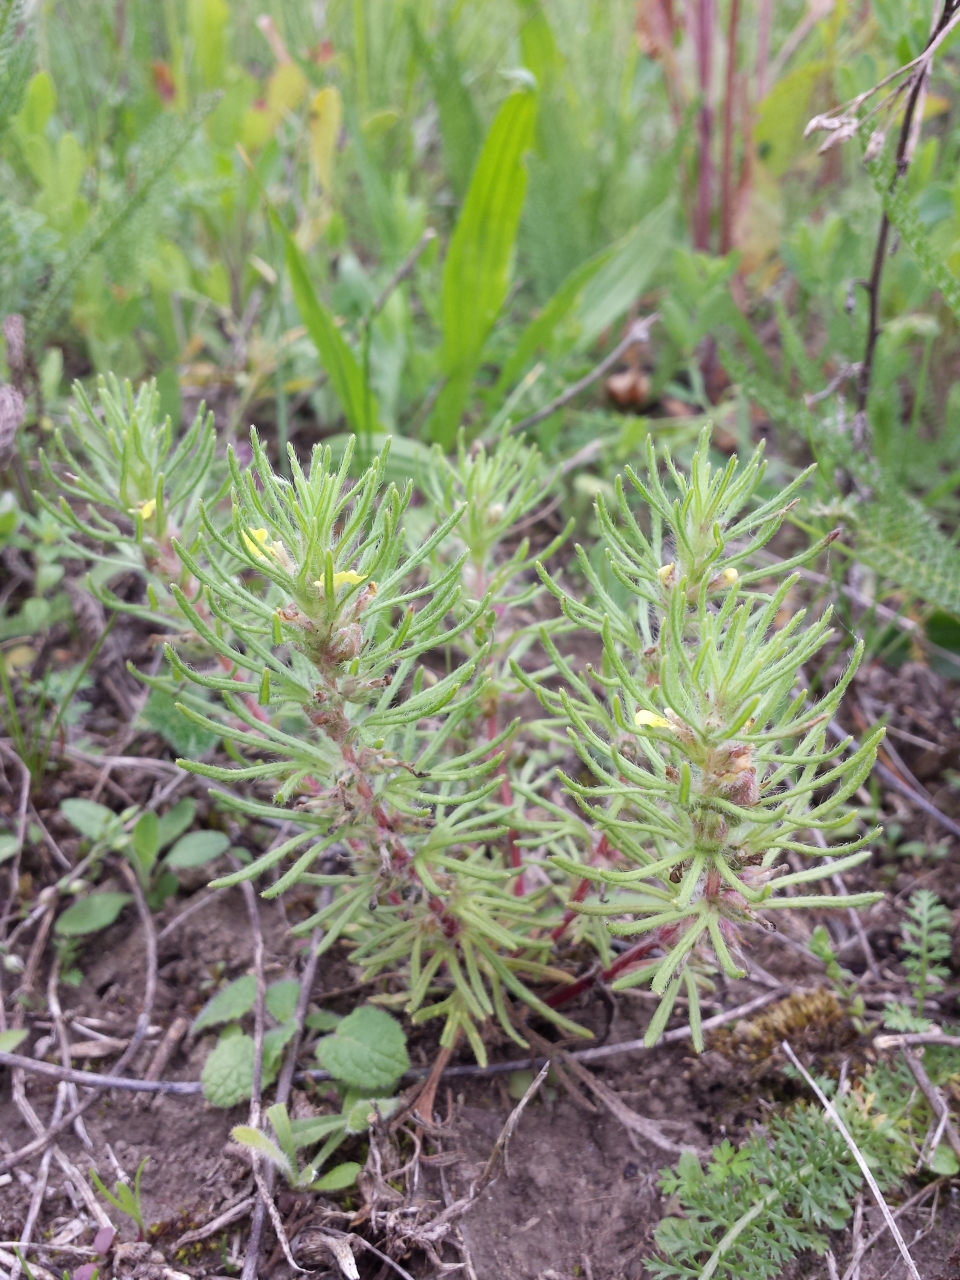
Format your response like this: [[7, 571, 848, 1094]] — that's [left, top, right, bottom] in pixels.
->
[[719, 0, 740, 254], [550, 876, 592, 942], [549, 834, 612, 942], [488, 711, 524, 895], [755, 0, 771, 100], [692, 0, 716, 250], [545, 933, 663, 1009]]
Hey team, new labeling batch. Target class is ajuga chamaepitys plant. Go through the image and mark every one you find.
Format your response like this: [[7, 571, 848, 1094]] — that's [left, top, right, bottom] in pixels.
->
[[168, 431, 588, 1063], [522, 428, 883, 1048], [38, 374, 221, 625]]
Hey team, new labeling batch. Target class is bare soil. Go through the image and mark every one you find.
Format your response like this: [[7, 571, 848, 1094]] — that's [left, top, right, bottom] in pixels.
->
[[5, 635, 960, 1278]]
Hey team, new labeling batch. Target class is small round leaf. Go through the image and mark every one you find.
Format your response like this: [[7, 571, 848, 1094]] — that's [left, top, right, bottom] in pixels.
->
[[55, 892, 131, 937], [165, 830, 230, 869], [314, 1005, 409, 1093]]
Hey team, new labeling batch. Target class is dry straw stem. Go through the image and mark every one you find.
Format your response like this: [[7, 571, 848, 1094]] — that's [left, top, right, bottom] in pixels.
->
[[0, 986, 787, 1101], [781, 1040, 922, 1280], [839, 1178, 947, 1280], [900, 1046, 960, 1164], [509, 314, 659, 434]]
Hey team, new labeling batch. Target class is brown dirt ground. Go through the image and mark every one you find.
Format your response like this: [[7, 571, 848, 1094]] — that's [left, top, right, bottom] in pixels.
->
[[5, 647, 960, 1277]]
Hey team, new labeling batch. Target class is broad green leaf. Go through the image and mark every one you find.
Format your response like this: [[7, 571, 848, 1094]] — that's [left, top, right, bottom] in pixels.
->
[[430, 87, 538, 446], [277, 215, 380, 435], [576, 200, 674, 349], [165, 829, 230, 869], [17, 71, 56, 136], [0, 1029, 28, 1053], [132, 811, 160, 880], [410, 15, 482, 198], [156, 799, 196, 851], [305, 1009, 342, 1032], [192, 975, 257, 1032], [754, 62, 827, 177], [55, 892, 131, 937], [262, 1020, 297, 1079], [266, 979, 300, 1024], [0, 492, 19, 543], [188, 0, 230, 89], [201, 1034, 255, 1107], [60, 798, 118, 842], [930, 1143, 960, 1176], [311, 1161, 361, 1191], [0, 834, 18, 865], [314, 1005, 409, 1093]]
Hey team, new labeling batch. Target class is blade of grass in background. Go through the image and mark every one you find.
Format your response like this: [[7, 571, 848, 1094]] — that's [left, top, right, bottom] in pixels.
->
[[430, 86, 538, 447], [275, 213, 382, 439]]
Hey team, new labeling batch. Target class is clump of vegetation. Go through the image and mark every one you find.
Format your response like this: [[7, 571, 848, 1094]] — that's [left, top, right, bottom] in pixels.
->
[[4, 2, 960, 1278]]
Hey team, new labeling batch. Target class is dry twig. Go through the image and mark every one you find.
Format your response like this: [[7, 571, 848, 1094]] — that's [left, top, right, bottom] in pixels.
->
[[509, 316, 659, 435], [782, 1040, 922, 1280]]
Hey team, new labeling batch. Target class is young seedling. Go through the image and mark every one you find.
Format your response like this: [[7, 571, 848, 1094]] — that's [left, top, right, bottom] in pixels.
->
[[90, 1157, 149, 1240]]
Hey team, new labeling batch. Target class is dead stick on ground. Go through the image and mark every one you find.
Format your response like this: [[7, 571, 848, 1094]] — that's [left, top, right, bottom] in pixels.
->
[[0, 986, 790, 1106], [875, 1031, 960, 1050], [900, 1046, 960, 1163], [173, 1196, 257, 1250], [238, 874, 269, 1280], [0, 741, 30, 941], [782, 1040, 922, 1280], [840, 1178, 946, 1280], [9, 1083, 66, 1280], [508, 315, 659, 436], [0, 868, 158, 1175], [47, 958, 92, 1147], [415, 1063, 551, 1245]]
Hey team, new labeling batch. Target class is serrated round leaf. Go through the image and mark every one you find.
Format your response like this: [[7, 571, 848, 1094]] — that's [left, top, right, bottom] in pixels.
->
[[201, 1033, 255, 1107], [60, 798, 118, 842], [314, 1005, 409, 1092], [165, 829, 230, 869], [311, 1161, 361, 1192], [266, 979, 300, 1024], [192, 975, 257, 1032], [55, 892, 131, 937], [305, 1009, 342, 1032]]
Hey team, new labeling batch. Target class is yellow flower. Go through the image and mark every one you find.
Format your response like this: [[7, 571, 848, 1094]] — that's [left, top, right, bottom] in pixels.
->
[[657, 562, 675, 584], [243, 527, 294, 571], [313, 570, 369, 594], [242, 527, 271, 560], [635, 709, 671, 729], [721, 566, 739, 585], [129, 498, 156, 520]]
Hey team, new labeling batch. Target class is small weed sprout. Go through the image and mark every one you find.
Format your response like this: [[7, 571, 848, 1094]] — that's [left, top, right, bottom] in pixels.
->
[[90, 1157, 150, 1239], [884, 888, 953, 1031]]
